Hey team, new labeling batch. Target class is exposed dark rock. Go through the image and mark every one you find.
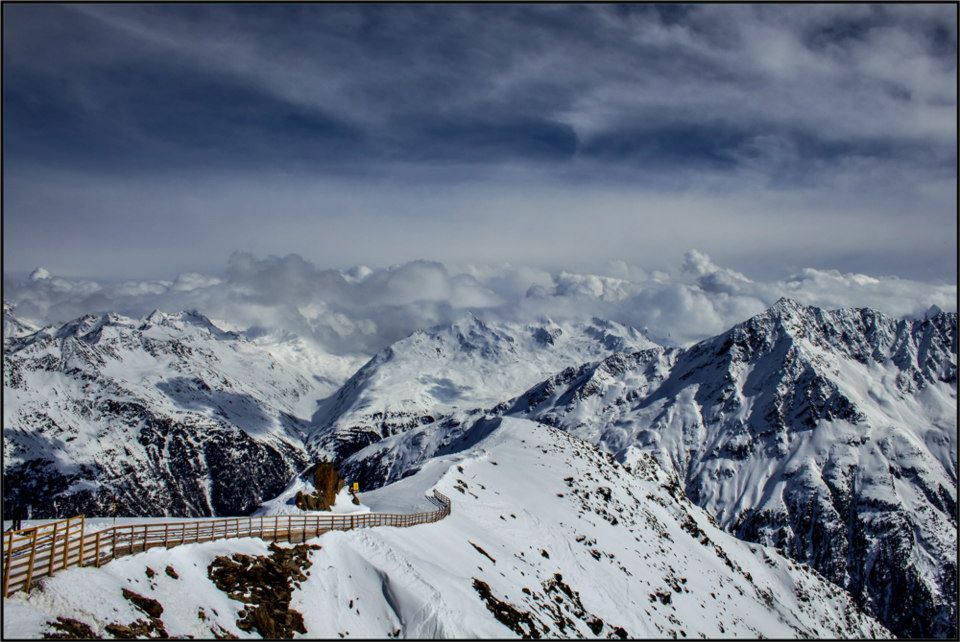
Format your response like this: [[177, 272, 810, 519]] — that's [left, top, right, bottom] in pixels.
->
[[122, 588, 164, 619], [469, 541, 497, 564], [104, 618, 168, 639], [207, 542, 319, 639], [472, 578, 542, 639], [43, 617, 97, 639]]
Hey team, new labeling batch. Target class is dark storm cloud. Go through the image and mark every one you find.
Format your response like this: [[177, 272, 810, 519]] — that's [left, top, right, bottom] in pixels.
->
[[1, 3, 956, 280], [4, 3, 954, 174]]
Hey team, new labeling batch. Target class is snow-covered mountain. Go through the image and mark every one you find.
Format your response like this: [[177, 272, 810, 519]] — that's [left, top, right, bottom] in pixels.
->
[[306, 315, 657, 462], [3, 302, 39, 343], [3, 298, 954, 637], [2, 310, 361, 518], [506, 298, 957, 638], [2, 311, 649, 520], [3, 419, 888, 639]]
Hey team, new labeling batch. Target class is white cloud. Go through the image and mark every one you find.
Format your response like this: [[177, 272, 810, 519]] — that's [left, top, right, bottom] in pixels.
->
[[4, 251, 954, 353], [171, 273, 223, 292]]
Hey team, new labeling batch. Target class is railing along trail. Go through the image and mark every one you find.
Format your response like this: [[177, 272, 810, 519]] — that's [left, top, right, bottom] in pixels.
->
[[2, 491, 451, 598]]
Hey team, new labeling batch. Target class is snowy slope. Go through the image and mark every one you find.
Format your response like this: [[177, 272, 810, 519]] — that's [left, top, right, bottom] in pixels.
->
[[3, 419, 888, 640], [2, 310, 358, 518], [507, 298, 958, 638], [242, 329, 366, 419], [307, 315, 656, 461]]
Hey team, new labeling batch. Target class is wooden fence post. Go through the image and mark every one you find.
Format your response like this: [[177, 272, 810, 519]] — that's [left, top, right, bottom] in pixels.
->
[[95, 531, 102, 567], [3, 532, 14, 597], [47, 521, 59, 575], [62, 519, 71, 569], [25, 530, 38, 593], [78, 516, 86, 567]]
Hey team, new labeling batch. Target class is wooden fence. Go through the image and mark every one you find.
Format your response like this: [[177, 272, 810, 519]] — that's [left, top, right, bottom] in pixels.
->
[[2, 490, 451, 598]]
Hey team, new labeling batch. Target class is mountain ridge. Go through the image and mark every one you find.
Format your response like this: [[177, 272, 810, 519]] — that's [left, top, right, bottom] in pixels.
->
[[305, 315, 658, 461], [505, 298, 957, 638]]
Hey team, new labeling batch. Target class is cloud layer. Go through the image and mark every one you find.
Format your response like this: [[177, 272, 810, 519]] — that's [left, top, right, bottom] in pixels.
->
[[5, 251, 955, 355], [5, 4, 955, 172]]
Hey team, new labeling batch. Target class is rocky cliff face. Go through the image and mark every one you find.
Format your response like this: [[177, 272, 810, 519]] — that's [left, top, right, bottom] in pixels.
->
[[294, 462, 346, 510], [507, 299, 957, 638]]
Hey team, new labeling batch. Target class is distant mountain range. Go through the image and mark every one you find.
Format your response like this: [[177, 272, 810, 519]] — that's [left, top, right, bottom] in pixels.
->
[[306, 315, 657, 462]]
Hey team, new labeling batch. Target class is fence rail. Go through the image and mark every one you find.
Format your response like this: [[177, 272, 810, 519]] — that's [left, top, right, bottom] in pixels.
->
[[2, 490, 451, 598]]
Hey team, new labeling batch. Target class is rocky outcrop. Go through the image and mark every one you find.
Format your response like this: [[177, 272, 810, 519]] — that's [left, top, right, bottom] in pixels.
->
[[294, 462, 345, 511], [207, 542, 320, 639]]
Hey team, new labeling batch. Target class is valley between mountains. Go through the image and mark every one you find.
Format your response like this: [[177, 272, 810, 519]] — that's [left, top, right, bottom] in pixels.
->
[[3, 298, 956, 638]]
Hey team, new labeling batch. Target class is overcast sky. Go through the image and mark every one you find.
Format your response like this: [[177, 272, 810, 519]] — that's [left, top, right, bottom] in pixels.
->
[[2, 3, 957, 282]]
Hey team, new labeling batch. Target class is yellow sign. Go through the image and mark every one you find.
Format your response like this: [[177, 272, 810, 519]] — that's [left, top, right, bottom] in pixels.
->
[[352, 482, 359, 492]]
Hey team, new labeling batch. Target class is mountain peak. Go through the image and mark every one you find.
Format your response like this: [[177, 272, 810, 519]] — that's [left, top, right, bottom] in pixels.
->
[[769, 297, 808, 316], [445, 312, 494, 335], [925, 303, 945, 319], [144, 308, 166, 324], [139, 309, 235, 338]]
